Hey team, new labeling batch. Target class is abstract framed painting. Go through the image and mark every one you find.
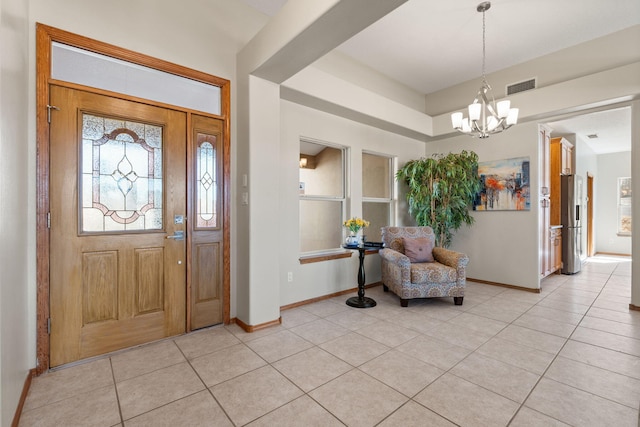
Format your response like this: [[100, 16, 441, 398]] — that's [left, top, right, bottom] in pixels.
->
[[474, 156, 530, 211]]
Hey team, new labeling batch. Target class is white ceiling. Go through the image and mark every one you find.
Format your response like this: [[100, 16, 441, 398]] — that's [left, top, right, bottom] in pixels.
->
[[241, 0, 639, 153], [548, 107, 632, 155]]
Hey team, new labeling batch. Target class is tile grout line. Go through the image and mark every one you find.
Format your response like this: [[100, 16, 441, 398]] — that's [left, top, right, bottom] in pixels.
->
[[171, 338, 241, 426], [108, 357, 125, 425]]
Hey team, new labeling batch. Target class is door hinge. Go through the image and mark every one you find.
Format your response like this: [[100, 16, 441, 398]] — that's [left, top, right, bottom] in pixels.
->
[[47, 318, 51, 334], [46, 104, 60, 123], [47, 212, 51, 229]]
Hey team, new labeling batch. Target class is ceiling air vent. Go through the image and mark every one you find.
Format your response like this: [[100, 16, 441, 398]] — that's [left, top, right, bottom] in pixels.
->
[[506, 78, 536, 95]]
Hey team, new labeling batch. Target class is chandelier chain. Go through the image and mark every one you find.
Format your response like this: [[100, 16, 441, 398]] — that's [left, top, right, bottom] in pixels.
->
[[481, 6, 487, 84], [450, 1, 519, 138]]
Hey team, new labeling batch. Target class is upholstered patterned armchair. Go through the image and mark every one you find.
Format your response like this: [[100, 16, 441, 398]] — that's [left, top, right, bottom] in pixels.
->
[[379, 226, 469, 307]]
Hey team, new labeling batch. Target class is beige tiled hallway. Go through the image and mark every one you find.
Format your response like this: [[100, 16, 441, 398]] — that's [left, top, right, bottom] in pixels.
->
[[20, 256, 640, 426]]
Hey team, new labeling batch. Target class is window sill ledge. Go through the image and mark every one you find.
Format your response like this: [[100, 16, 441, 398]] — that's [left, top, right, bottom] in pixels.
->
[[299, 251, 352, 264]]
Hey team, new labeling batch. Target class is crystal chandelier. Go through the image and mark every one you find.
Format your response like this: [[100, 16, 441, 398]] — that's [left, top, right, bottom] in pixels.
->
[[451, 1, 518, 138]]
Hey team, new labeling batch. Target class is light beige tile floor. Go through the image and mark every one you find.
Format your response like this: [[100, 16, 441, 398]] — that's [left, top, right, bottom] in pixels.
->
[[19, 255, 640, 426]]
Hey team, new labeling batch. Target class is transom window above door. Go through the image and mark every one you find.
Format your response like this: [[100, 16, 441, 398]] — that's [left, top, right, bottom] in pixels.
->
[[51, 42, 221, 115]]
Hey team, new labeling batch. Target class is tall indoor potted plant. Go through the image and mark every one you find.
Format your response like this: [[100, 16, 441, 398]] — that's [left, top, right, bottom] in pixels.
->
[[396, 151, 481, 248]]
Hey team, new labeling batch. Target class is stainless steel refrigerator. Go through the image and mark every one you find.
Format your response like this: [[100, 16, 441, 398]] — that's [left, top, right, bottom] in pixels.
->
[[561, 174, 582, 274]]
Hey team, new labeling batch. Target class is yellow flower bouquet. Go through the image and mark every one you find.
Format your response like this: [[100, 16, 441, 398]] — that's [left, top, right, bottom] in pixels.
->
[[343, 217, 370, 234]]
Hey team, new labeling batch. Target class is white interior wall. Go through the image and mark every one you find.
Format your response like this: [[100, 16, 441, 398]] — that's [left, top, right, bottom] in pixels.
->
[[279, 100, 425, 305], [596, 152, 632, 255], [29, 0, 266, 79], [362, 153, 391, 198], [300, 147, 343, 196], [283, 66, 432, 138], [247, 75, 281, 324], [422, 123, 542, 289], [313, 51, 426, 112], [1, 0, 31, 423]]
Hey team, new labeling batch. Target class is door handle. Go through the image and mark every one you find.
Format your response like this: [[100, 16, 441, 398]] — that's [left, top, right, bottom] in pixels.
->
[[166, 230, 185, 240]]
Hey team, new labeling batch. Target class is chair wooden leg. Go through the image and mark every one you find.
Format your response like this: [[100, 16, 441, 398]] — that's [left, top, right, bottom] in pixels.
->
[[383, 284, 389, 292], [400, 299, 409, 307], [454, 297, 463, 306]]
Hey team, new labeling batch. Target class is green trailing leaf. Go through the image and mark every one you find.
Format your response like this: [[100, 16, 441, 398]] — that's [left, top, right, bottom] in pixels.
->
[[396, 151, 481, 248]]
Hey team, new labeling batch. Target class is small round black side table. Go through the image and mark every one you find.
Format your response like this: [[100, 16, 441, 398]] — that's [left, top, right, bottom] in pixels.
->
[[343, 245, 378, 308]]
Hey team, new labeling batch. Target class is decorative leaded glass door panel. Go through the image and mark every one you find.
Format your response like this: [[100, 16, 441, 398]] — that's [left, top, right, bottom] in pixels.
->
[[80, 114, 164, 232], [49, 85, 187, 367]]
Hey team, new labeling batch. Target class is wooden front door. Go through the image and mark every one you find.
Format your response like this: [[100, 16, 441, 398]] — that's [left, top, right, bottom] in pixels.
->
[[49, 85, 187, 367]]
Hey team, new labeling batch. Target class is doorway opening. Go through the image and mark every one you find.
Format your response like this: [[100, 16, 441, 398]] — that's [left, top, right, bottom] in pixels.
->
[[546, 106, 632, 260]]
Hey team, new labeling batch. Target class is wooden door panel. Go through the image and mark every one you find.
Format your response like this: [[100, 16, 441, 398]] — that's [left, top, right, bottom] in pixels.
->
[[80, 312, 165, 359], [82, 251, 118, 324], [195, 243, 220, 301], [192, 242, 222, 328], [49, 85, 186, 367], [135, 247, 165, 314]]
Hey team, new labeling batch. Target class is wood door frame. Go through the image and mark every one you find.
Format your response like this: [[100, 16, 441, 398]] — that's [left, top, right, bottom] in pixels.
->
[[36, 23, 231, 374]]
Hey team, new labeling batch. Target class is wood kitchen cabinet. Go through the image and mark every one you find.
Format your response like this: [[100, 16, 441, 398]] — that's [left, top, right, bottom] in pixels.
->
[[550, 137, 574, 226], [551, 136, 573, 175]]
